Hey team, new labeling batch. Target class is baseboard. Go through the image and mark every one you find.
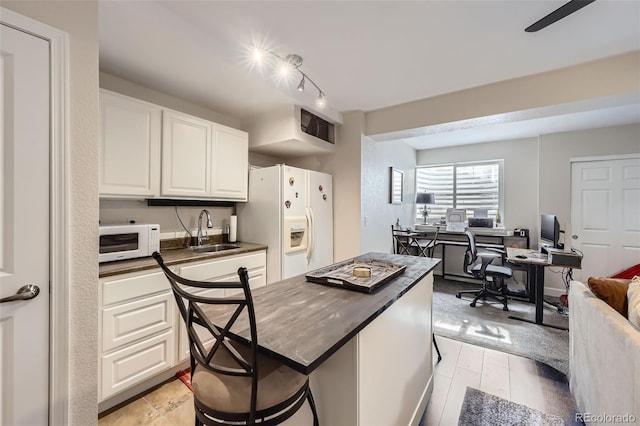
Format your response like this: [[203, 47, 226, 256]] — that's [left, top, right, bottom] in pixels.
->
[[545, 287, 566, 298], [411, 373, 433, 426], [98, 360, 189, 414]]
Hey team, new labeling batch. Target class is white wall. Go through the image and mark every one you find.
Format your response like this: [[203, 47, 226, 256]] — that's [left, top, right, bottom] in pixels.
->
[[289, 111, 364, 261], [361, 138, 416, 253], [416, 137, 539, 234], [248, 151, 286, 168], [99, 200, 234, 239], [100, 72, 242, 129], [2, 2, 100, 425], [366, 51, 640, 138]]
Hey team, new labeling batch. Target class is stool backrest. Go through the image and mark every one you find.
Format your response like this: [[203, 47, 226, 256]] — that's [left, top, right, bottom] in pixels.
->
[[152, 252, 259, 418]]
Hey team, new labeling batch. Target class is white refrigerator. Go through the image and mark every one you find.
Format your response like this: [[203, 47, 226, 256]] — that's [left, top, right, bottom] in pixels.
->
[[237, 165, 333, 283]]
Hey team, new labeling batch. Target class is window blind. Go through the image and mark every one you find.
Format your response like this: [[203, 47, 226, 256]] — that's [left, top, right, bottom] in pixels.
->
[[416, 161, 502, 223]]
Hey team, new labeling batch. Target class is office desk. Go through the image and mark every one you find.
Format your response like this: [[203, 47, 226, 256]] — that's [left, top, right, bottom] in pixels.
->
[[414, 226, 530, 292], [506, 248, 568, 331]]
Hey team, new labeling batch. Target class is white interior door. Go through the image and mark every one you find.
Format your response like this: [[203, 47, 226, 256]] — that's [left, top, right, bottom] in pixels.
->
[[0, 24, 50, 425], [571, 156, 640, 281]]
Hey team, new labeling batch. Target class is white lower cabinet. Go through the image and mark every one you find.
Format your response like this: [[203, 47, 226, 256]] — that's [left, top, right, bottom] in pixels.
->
[[98, 269, 176, 401], [98, 250, 266, 402], [101, 329, 176, 400]]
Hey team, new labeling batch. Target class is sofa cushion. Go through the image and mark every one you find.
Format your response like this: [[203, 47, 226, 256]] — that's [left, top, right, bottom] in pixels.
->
[[587, 277, 631, 317], [627, 276, 640, 328]]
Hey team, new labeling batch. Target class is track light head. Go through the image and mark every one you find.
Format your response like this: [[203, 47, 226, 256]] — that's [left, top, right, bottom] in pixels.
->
[[252, 48, 264, 64], [285, 54, 303, 69], [249, 46, 326, 107]]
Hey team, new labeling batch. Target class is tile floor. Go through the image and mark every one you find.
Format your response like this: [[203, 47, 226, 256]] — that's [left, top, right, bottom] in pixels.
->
[[98, 378, 194, 426], [425, 337, 579, 426], [99, 337, 578, 426]]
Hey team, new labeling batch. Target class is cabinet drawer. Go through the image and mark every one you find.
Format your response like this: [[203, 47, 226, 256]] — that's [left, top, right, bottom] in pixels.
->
[[102, 270, 169, 306], [100, 329, 176, 401], [178, 251, 266, 281], [102, 291, 175, 352]]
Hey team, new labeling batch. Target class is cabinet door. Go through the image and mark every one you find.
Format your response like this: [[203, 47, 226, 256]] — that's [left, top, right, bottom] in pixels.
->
[[162, 110, 212, 197], [100, 329, 176, 401], [102, 291, 175, 352], [211, 124, 249, 200], [98, 269, 175, 401], [99, 90, 161, 197]]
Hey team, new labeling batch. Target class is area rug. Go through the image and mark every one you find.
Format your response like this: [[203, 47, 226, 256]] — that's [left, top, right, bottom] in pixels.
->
[[433, 277, 570, 375], [458, 387, 565, 426]]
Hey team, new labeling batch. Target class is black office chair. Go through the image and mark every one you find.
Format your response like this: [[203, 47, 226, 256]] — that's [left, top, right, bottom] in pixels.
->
[[153, 252, 319, 426], [456, 230, 512, 311]]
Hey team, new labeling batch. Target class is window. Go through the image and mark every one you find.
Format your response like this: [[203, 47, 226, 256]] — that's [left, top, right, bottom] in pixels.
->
[[416, 160, 503, 223]]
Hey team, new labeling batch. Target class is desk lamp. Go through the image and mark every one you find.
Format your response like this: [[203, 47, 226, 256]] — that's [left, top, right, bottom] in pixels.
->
[[416, 192, 436, 224]]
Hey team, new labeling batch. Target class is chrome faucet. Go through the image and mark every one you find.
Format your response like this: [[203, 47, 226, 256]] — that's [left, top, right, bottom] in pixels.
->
[[197, 209, 213, 246]]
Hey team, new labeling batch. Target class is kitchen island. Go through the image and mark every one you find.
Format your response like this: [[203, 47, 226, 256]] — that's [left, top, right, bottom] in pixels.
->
[[203, 252, 440, 426]]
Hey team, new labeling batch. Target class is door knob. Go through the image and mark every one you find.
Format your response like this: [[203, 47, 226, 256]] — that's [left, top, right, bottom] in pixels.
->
[[0, 285, 40, 303]]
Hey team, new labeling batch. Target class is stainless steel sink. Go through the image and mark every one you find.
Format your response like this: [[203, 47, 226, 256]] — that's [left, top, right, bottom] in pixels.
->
[[187, 244, 240, 253]]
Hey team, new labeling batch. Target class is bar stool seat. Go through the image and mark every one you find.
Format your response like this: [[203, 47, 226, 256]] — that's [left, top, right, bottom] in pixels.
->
[[192, 340, 307, 414]]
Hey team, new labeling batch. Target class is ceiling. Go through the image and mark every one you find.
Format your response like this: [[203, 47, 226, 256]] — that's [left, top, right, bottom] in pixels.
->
[[99, 1, 640, 149]]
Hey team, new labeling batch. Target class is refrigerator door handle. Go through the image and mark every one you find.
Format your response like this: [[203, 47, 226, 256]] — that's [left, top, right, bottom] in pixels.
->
[[305, 207, 315, 261]]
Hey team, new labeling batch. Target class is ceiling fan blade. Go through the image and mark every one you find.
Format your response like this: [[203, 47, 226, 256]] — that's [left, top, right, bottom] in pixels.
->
[[525, 0, 596, 32]]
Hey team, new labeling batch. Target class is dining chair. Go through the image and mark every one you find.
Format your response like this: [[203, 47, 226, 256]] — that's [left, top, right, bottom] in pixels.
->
[[391, 225, 414, 255], [153, 252, 319, 426], [414, 227, 439, 257]]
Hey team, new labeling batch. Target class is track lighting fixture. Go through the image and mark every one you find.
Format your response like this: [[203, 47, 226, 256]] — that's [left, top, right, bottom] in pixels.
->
[[251, 48, 326, 108]]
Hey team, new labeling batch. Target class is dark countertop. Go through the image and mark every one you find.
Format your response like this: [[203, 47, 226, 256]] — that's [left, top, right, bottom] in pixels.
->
[[99, 242, 268, 278], [201, 252, 440, 375]]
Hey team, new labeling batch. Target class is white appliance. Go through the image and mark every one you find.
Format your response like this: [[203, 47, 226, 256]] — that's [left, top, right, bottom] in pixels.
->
[[99, 223, 160, 263], [237, 165, 333, 283]]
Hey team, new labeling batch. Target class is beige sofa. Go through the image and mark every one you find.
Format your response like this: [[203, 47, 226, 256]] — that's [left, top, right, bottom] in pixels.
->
[[569, 281, 640, 423]]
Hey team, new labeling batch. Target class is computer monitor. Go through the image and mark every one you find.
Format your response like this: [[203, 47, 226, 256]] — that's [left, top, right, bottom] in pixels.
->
[[540, 214, 561, 249]]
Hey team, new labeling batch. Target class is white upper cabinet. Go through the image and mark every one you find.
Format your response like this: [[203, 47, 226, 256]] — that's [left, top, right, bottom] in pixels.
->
[[211, 124, 249, 200], [99, 90, 249, 201], [161, 110, 212, 198], [99, 90, 161, 197], [161, 110, 248, 200]]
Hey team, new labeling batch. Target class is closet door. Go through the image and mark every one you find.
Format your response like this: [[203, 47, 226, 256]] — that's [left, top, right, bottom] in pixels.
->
[[571, 156, 640, 280]]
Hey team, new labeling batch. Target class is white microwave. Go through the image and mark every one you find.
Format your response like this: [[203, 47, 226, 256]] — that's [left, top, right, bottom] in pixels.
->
[[99, 224, 160, 263]]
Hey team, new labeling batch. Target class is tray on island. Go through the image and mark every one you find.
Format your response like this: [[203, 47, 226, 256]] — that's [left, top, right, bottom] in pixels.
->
[[305, 258, 407, 293]]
